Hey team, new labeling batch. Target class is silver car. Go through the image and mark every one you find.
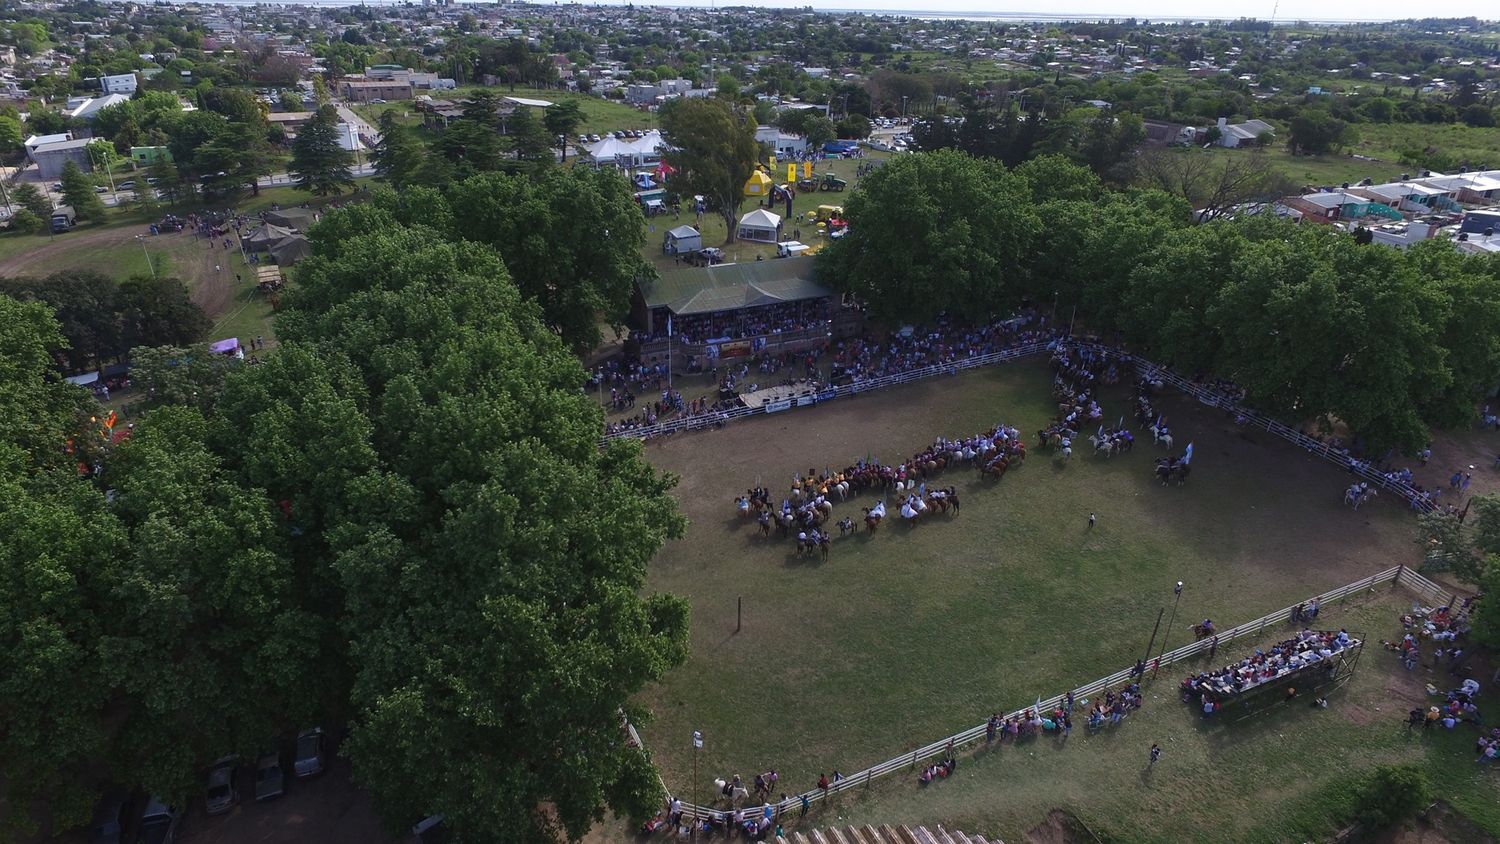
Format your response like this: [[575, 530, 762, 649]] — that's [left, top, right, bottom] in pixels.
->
[[138, 797, 180, 844], [254, 752, 285, 801], [294, 728, 326, 778], [205, 759, 238, 814]]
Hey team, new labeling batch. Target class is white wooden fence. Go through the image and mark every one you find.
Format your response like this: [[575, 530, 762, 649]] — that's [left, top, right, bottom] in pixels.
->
[[656, 564, 1454, 825]]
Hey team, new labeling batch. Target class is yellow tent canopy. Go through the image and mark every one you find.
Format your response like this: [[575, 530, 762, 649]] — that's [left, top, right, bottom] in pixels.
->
[[743, 169, 773, 196]]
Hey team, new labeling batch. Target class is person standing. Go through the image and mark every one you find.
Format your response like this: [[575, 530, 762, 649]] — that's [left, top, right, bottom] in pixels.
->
[[1148, 743, 1161, 769]]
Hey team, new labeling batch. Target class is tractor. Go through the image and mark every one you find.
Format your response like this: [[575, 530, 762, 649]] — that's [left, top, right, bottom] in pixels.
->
[[818, 173, 848, 192], [796, 175, 820, 193]]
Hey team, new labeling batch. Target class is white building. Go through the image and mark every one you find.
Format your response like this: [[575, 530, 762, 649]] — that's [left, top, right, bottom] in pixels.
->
[[1214, 116, 1274, 148], [100, 72, 138, 94]]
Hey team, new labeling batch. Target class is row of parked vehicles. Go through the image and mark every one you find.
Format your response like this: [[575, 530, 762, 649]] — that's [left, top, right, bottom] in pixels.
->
[[90, 728, 328, 844]]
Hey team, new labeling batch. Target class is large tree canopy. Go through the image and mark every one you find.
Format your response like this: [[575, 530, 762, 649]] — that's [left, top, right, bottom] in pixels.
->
[[270, 222, 688, 841], [817, 149, 1040, 324], [820, 149, 1500, 452], [659, 97, 760, 242], [444, 169, 648, 353]]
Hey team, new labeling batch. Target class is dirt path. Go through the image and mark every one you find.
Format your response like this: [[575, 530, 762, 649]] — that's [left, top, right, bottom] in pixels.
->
[[0, 225, 145, 277]]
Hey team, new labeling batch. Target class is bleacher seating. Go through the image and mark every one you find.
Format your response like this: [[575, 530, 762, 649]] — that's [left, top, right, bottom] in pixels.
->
[[773, 824, 998, 844]]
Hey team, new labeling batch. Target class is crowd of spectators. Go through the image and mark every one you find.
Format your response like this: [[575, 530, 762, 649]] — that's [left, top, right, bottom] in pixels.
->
[[1182, 629, 1358, 716], [638, 302, 832, 346], [827, 311, 1053, 384]]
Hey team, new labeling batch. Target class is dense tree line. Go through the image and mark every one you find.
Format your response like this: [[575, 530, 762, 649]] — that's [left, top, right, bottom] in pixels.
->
[[0, 270, 207, 371], [0, 201, 685, 841], [820, 151, 1500, 452]]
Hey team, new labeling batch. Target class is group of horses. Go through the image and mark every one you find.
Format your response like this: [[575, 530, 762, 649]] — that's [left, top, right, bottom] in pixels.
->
[[1343, 482, 1379, 509], [1154, 455, 1192, 486]]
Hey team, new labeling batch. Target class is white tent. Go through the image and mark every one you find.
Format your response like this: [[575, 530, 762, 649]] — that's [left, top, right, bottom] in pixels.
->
[[737, 208, 782, 243], [627, 130, 665, 160], [588, 137, 637, 165]]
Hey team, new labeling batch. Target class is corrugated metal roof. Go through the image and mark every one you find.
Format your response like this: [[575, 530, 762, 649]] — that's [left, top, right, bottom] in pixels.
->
[[639, 257, 831, 316]]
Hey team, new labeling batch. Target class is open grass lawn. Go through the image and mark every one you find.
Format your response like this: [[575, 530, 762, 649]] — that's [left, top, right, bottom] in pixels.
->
[[632, 359, 1498, 838], [405, 85, 657, 135], [1348, 122, 1500, 171], [750, 592, 1500, 843], [0, 183, 366, 350], [639, 155, 883, 274]]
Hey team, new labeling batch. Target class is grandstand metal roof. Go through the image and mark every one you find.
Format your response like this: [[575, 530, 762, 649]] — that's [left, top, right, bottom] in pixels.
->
[[639, 257, 830, 316]]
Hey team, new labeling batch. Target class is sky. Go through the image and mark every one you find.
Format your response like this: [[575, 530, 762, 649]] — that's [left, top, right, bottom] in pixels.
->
[[603, 0, 1495, 24]]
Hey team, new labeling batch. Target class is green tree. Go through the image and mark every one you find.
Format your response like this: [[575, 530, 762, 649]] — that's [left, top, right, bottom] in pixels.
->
[[278, 89, 303, 113], [434, 118, 504, 177], [0, 113, 23, 152], [1469, 560, 1500, 651], [836, 113, 872, 139], [149, 158, 182, 204], [659, 98, 760, 242], [259, 221, 689, 842], [1287, 110, 1351, 156], [59, 160, 106, 223], [127, 343, 237, 415], [290, 106, 355, 197], [818, 149, 1040, 324], [11, 182, 53, 218], [371, 110, 425, 189], [9, 208, 43, 234], [445, 168, 649, 352], [1417, 510, 1481, 583], [1, 271, 120, 370], [116, 275, 209, 351], [542, 100, 585, 162], [504, 104, 553, 167], [1352, 764, 1430, 830]]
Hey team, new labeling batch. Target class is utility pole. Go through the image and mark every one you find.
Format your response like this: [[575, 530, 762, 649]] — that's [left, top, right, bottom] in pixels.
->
[[1155, 581, 1184, 678], [134, 235, 157, 280], [691, 730, 703, 840]]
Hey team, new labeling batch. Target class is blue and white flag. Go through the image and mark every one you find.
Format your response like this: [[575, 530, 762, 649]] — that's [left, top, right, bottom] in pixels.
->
[[1183, 442, 1194, 464]]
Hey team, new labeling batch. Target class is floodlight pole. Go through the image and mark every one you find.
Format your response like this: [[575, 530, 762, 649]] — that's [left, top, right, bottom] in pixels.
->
[[1155, 581, 1184, 678]]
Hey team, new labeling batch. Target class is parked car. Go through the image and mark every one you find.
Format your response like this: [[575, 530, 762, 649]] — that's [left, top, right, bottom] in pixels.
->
[[205, 757, 239, 815], [254, 752, 285, 801], [145, 177, 159, 185], [138, 798, 181, 844], [89, 792, 130, 844], [294, 728, 326, 778], [94, 185, 108, 193], [50, 182, 63, 191], [412, 814, 449, 844], [118, 180, 136, 191]]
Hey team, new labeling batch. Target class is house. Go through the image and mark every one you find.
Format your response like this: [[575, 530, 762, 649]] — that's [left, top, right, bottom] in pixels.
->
[[1353, 181, 1454, 214], [25, 132, 73, 157], [663, 225, 702, 255], [100, 72, 138, 94], [1214, 116, 1274, 148], [69, 93, 131, 121], [1279, 191, 1368, 224], [737, 208, 782, 242], [1367, 220, 1439, 250], [339, 79, 412, 103], [625, 84, 660, 104], [31, 137, 94, 180], [130, 146, 171, 166], [755, 125, 808, 157], [1423, 173, 1500, 205], [267, 111, 315, 133], [1142, 119, 1196, 145]]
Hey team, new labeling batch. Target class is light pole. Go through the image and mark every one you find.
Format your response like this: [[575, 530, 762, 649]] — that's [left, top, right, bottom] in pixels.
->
[[1155, 581, 1184, 677], [691, 730, 702, 840], [134, 235, 157, 280], [901, 95, 909, 121]]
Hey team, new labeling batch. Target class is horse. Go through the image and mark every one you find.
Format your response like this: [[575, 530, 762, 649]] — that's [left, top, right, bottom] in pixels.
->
[[1088, 434, 1115, 458], [1057, 438, 1073, 461], [819, 533, 830, 562], [1150, 425, 1174, 450], [1191, 621, 1216, 640], [837, 517, 856, 537], [980, 455, 1009, 480], [1154, 458, 1175, 486], [776, 512, 796, 537], [863, 505, 884, 534], [757, 511, 771, 537]]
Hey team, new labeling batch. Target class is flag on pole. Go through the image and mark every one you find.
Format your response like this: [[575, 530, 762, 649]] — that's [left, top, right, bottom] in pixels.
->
[[802, 161, 813, 179], [667, 313, 673, 337], [787, 163, 796, 183], [1183, 442, 1194, 464], [769, 154, 777, 169]]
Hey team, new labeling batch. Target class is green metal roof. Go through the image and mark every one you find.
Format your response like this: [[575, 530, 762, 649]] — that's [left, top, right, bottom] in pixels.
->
[[639, 257, 830, 316]]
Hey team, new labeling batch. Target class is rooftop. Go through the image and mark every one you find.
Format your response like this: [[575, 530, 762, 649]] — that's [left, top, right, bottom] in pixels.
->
[[640, 257, 830, 316]]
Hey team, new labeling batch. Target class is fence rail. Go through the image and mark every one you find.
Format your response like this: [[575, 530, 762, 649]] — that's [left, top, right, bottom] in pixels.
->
[[602, 340, 1436, 513], [662, 563, 1459, 824]]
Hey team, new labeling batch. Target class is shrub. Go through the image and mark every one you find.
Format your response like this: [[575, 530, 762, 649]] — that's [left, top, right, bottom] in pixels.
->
[[1354, 763, 1430, 829]]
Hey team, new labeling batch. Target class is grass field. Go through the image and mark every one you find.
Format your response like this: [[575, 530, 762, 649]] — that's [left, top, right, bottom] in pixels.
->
[[632, 358, 1498, 839], [639, 155, 883, 273], [0, 184, 369, 352], [747, 592, 1500, 842], [353, 85, 656, 136]]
